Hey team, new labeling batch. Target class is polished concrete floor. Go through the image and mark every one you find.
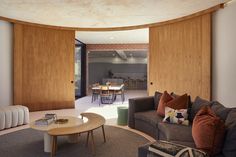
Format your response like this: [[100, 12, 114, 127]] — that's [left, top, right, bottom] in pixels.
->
[[0, 90, 154, 142]]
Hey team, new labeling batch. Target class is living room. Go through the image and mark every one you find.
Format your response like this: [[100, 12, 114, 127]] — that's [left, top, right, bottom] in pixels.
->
[[0, 0, 236, 157]]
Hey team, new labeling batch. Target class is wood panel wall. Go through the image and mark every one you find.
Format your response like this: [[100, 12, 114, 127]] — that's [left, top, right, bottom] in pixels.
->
[[14, 24, 75, 111], [149, 14, 211, 100]]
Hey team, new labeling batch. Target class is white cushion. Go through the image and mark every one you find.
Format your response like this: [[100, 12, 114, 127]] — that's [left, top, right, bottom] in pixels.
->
[[3, 108, 12, 128], [9, 106, 19, 127], [15, 106, 24, 125], [20, 105, 29, 124], [0, 105, 29, 130], [0, 109, 5, 130]]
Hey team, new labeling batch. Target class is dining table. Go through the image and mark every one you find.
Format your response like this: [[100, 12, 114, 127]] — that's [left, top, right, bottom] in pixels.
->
[[91, 84, 125, 104], [92, 85, 123, 91]]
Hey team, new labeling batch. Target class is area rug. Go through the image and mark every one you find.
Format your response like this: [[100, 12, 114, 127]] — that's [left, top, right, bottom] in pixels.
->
[[0, 125, 149, 157]]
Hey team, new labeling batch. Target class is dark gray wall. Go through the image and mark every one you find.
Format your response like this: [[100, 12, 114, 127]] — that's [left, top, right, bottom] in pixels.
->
[[89, 63, 147, 85]]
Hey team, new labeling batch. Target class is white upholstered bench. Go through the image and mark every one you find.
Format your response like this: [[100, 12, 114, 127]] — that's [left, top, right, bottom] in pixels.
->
[[0, 105, 29, 130]]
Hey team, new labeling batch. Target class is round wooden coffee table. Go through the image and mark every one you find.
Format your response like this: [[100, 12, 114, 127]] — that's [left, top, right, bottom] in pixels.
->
[[48, 113, 106, 157], [30, 116, 83, 152]]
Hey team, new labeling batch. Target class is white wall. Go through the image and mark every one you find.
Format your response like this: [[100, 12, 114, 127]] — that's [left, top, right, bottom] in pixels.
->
[[0, 20, 13, 106], [212, 1, 236, 107]]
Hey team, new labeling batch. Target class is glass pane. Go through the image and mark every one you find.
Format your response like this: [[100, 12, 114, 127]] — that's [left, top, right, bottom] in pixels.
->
[[75, 47, 81, 97]]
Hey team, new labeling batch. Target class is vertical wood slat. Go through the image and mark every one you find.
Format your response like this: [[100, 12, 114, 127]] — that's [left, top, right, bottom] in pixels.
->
[[14, 24, 75, 111], [149, 14, 211, 100]]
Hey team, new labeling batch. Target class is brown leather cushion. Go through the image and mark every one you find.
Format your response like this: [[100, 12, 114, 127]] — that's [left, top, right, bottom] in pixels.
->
[[166, 94, 188, 110], [192, 106, 225, 156], [157, 91, 173, 117]]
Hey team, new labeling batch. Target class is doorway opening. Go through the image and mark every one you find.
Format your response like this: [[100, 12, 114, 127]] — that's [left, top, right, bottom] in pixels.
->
[[75, 39, 86, 99]]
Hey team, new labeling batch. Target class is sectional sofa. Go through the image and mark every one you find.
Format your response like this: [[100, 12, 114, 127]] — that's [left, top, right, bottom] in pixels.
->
[[128, 91, 236, 157]]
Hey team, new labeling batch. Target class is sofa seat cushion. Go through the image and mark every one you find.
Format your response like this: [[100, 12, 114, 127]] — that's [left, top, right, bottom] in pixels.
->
[[158, 122, 194, 142], [135, 110, 163, 127]]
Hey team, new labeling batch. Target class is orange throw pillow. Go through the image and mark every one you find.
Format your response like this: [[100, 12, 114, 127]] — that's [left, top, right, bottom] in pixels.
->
[[157, 91, 173, 117], [192, 106, 225, 156], [166, 93, 188, 110]]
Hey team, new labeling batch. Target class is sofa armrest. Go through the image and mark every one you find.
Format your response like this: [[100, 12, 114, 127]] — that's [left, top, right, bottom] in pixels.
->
[[128, 96, 155, 128]]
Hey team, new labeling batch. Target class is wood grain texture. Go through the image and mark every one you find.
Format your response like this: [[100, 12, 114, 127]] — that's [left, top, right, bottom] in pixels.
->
[[149, 14, 211, 100], [14, 24, 75, 111], [0, 4, 223, 31]]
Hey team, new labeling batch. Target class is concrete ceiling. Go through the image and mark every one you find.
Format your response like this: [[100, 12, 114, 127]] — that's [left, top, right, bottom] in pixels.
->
[[0, 0, 229, 44], [0, 0, 228, 28]]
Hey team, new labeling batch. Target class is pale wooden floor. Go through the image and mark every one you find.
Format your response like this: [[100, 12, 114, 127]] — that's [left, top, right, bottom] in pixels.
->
[[0, 90, 155, 142]]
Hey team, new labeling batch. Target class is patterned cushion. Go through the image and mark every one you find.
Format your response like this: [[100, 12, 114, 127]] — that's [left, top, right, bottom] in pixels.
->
[[163, 106, 189, 126], [147, 141, 208, 157]]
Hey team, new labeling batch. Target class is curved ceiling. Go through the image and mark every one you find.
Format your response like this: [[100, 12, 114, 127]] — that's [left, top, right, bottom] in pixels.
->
[[0, 0, 228, 29]]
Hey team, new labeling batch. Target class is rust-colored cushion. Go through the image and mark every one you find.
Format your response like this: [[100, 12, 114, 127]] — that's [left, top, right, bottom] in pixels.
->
[[157, 91, 173, 117], [166, 93, 188, 110], [192, 106, 225, 156]]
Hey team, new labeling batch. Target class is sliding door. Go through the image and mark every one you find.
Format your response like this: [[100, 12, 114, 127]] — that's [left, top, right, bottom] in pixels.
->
[[149, 14, 211, 100], [14, 24, 75, 111]]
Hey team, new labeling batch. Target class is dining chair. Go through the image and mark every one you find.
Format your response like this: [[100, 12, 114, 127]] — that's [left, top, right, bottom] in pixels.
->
[[113, 84, 125, 103], [91, 83, 100, 103], [99, 85, 113, 106]]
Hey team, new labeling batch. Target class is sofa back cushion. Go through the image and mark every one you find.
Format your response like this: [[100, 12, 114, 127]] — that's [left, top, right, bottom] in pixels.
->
[[157, 91, 173, 117], [154, 91, 162, 110], [166, 94, 189, 110], [192, 106, 226, 156], [223, 109, 236, 157], [211, 101, 231, 121], [189, 96, 212, 122]]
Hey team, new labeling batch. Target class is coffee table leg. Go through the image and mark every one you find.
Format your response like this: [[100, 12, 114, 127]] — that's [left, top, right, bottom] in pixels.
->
[[51, 136, 57, 157], [102, 125, 106, 143], [86, 131, 90, 147], [90, 130, 96, 155], [44, 132, 52, 153]]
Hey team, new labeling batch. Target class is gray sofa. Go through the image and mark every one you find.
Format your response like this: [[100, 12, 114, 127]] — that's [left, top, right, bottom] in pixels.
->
[[128, 91, 236, 157]]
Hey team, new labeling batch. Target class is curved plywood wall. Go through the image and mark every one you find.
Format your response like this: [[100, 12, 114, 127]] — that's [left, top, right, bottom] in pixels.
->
[[0, 4, 222, 110], [149, 14, 211, 100]]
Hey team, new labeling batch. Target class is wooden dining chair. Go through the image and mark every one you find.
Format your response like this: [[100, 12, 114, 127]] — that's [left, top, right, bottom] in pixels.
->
[[113, 84, 125, 103], [99, 86, 113, 106], [91, 83, 100, 103]]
